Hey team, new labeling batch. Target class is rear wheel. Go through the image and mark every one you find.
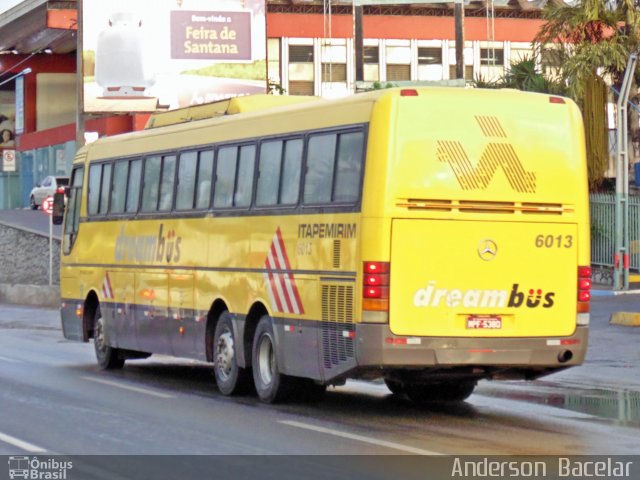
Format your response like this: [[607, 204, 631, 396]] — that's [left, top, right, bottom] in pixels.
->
[[30, 196, 37, 210], [252, 315, 294, 403], [384, 378, 405, 395], [405, 380, 476, 404], [93, 305, 124, 370], [294, 378, 327, 403], [213, 312, 251, 395]]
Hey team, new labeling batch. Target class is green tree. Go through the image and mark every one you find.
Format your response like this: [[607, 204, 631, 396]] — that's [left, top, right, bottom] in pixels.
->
[[534, 0, 640, 189], [473, 54, 565, 94]]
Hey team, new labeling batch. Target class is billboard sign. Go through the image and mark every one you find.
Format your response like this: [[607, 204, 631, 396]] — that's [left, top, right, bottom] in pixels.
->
[[83, 0, 267, 113]]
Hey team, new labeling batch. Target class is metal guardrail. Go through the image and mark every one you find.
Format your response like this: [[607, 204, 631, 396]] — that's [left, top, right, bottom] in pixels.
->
[[590, 193, 640, 270]]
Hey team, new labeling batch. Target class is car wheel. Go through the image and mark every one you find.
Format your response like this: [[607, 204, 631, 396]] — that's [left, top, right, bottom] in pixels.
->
[[30, 196, 38, 210]]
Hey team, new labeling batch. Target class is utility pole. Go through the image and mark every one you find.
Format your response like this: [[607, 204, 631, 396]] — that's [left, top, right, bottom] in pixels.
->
[[76, 0, 85, 149], [454, 0, 465, 79], [354, 4, 364, 83]]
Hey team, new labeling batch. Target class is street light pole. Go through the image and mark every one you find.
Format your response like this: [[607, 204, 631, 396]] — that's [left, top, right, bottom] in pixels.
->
[[614, 52, 638, 290]]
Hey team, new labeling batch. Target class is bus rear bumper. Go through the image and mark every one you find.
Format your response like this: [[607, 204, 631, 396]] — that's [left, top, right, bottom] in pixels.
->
[[355, 323, 588, 374]]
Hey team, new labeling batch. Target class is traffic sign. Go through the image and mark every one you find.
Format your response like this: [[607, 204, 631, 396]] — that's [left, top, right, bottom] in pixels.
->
[[2, 149, 16, 172], [42, 196, 54, 215]]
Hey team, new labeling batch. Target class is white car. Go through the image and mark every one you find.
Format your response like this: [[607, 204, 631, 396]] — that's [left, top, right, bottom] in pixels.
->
[[29, 176, 69, 210]]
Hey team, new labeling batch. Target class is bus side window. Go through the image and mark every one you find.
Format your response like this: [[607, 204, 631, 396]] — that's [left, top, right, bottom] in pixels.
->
[[234, 145, 256, 207], [214, 146, 237, 208], [88, 164, 102, 215], [110, 160, 129, 214], [281, 139, 303, 205], [126, 159, 143, 213], [142, 156, 161, 212], [196, 150, 214, 209], [159, 155, 177, 212], [333, 132, 364, 203], [63, 166, 84, 255], [99, 163, 112, 215], [304, 133, 337, 205], [256, 140, 283, 207], [176, 151, 198, 210]]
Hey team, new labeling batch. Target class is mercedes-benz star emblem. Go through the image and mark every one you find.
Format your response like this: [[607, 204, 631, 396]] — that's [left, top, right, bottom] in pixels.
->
[[478, 239, 498, 261]]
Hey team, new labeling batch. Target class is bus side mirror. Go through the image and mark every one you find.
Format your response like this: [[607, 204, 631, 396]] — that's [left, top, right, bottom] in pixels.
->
[[52, 191, 65, 225]]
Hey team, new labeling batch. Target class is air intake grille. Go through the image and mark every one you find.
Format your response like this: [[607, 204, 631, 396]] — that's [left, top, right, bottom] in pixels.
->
[[332, 240, 341, 268], [321, 284, 354, 369]]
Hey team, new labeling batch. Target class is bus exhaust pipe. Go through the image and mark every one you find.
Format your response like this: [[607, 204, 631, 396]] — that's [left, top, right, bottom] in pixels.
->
[[558, 350, 573, 363]]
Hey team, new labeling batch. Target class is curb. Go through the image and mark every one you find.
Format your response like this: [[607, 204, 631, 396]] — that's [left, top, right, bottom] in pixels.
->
[[592, 289, 640, 296], [0, 284, 60, 308], [610, 312, 640, 326]]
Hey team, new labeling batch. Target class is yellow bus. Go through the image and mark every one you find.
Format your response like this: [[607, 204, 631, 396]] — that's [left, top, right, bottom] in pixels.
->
[[58, 88, 591, 404]]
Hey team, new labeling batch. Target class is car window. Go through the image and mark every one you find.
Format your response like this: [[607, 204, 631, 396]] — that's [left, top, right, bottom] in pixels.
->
[[42, 177, 52, 187], [56, 178, 69, 186]]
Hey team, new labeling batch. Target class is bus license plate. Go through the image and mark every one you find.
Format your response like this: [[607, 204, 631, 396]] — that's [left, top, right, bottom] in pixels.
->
[[466, 316, 502, 329]]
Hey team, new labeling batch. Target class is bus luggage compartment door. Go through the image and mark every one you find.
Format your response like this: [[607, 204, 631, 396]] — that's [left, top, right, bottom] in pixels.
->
[[389, 219, 578, 338]]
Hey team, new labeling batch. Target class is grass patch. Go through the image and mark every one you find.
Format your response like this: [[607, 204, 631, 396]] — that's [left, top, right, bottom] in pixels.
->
[[182, 60, 266, 80]]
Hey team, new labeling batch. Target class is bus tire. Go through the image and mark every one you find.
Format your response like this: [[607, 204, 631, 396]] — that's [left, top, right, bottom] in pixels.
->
[[405, 380, 476, 404], [213, 312, 251, 396], [252, 315, 293, 403], [93, 304, 125, 370], [384, 379, 405, 395], [294, 378, 327, 403]]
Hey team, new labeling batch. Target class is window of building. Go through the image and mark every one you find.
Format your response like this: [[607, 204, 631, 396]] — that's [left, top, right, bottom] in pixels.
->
[[480, 48, 505, 66], [449, 65, 474, 80], [386, 64, 411, 81], [418, 47, 442, 65]]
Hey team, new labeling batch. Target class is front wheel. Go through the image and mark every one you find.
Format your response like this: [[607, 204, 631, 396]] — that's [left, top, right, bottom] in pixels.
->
[[213, 312, 251, 395], [94, 305, 125, 370], [29, 196, 37, 210], [252, 315, 294, 403]]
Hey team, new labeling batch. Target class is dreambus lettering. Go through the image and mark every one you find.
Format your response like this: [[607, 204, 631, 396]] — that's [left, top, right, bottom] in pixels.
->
[[298, 223, 357, 239], [115, 224, 182, 263]]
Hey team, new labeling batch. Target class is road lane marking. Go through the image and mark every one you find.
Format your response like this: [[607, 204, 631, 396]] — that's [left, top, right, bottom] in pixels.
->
[[81, 376, 175, 399], [279, 420, 442, 455], [0, 432, 46, 453], [0, 355, 22, 363]]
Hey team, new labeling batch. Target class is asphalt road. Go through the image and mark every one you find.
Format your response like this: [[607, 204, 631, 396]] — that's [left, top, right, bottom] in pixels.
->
[[0, 298, 638, 465], [0, 209, 61, 240]]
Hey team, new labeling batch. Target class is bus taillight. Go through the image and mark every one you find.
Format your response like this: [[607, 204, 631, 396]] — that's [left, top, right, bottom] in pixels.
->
[[577, 266, 592, 313], [363, 262, 390, 319]]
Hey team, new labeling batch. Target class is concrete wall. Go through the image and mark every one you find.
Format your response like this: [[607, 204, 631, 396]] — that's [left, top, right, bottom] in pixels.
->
[[0, 222, 60, 285], [0, 223, 60, 307]]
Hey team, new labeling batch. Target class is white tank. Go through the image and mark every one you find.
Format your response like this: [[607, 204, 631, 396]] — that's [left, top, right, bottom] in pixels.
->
[[95, 11, 156, 97]]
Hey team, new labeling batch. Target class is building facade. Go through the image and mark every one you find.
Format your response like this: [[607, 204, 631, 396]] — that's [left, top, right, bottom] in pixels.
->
[[0, 0, 553, 209]]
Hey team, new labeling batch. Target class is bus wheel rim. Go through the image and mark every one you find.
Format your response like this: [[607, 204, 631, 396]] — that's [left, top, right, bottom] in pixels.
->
[[258, 334, 274, 385], [95, 317, 106, 352], [215, 330, 234, 380]]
